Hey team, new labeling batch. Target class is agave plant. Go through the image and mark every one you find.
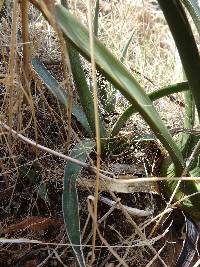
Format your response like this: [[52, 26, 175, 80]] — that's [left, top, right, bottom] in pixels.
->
[[8, 0, 200, 266]]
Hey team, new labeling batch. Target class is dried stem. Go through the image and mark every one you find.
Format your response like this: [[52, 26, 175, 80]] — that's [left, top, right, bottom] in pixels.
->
[[86, 0, 101, 263], [20, 0, 31, 99]]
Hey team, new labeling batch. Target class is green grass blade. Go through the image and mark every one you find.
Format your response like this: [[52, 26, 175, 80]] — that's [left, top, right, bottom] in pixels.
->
[[55, 4, 184, 174], [111, 81, 189, 137], [32, 57, 92, 135], [94, 0, 100, 37], [60, 0, 106, 139], [157, 0, 200, 120], [63, 139, 95, 267]]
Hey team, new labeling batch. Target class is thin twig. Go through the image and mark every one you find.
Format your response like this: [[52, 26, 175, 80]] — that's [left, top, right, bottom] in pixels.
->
[[83, 195, 119, 247], [99, 195, 154, 217], [87, 198, 129, 267], [193, 258, 200, 267], [106, 190, 167, 266], [0, 121, 93, 170], [151, 139, 200, 236], [20, 0, 31, 84], [145, 245, 165, 267], [2, 120, 200, 183]]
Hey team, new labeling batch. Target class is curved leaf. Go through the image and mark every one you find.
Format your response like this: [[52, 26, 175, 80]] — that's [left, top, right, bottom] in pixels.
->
[[157, 0, 200, 220], [32, 57, 92, 135], [160, 91, 200, 220], [121, 29, 135, 63], [63, 139, 95, 267], [111, 81, 189, 137], [181, 0, 200, 36], [61, 0, 107, 138], [175, 217, 199, 267], [55, 4, 184, 175], [157, 0, 200, 120]]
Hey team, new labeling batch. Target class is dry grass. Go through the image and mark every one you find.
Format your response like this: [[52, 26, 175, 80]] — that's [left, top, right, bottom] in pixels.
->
[[0, 0, 188, 266]]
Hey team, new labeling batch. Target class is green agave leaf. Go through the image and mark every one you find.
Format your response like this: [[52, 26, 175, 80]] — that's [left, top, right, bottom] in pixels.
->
[[121, 29, 135, 63], [111, 81, 189, 137], [61, 0, 107, 139], [157, 0, 200, 120], [98, 78, 116, 114], [55, 4, 184, 175], [175, 217, 199, 267], [160, 90, 193, 180], [181, 0, 200, 36], [63, 139, 95, 267], [160, 90, 200, 220], [32, 57, 92, 135], [157, 0, 200, 220], [95, 0, 116, 114], [100, 28, 134, 116], [100, 28, 135, 114]]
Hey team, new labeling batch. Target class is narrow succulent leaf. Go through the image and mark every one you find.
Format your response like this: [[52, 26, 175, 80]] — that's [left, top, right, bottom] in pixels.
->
[[156, 0, 200, 219], [32, 58, 92, 135], [180, 90, 195, 158], [157, 0, 200, 120], [94, 0, 100, 37], [121, 29, 135, 63], [160, 90, 194, 176], [101, 26, 135, 113], [63, 140, 94, 267], [98, 80, 116, 114], [175, 217, 199, 267], [111, 81, 189, 137], [160, 90, 200, 220], [61, 0, 107, 138], [55, 4, 184, 174], [65, 45, 107, 138], [95, 0, 116, 113], [181, 0, 200, 36], [184, 91, 195, 129]]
